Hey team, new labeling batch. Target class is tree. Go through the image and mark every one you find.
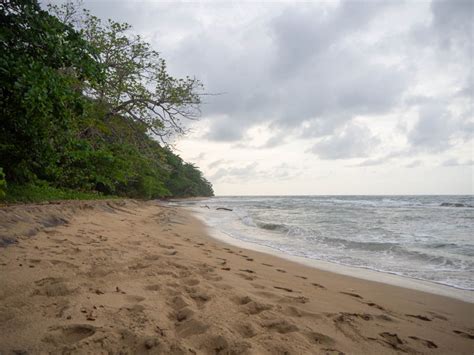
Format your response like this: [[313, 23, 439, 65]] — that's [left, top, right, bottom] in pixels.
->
[[0, 168, 6, 198], [49, 2, 203, 144], [0, 1, 213, 200], [0, 0, 102, 183], [163, 149, 214, 197]]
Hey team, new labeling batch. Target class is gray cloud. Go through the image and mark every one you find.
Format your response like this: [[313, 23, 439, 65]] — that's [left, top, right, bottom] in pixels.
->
[[405, 160, 423, 168], [309, 123, 380, 160], [408, 104, 454, 151], [269, 2, 387, 78], [352, 157, 388, 167], [204, 117, 243, 142], [260, 132, 288, 149], [207, 159, 229, 170], [441, 158, 474, 167], [407, 102, 472, 152], [232, 130, 288, 150], [164, 0, 410, 146], [430, 0, 473, 50], [210, 162, 259, 183], [188, 152, 206, 163], [208, 161, 300, 184], [351, 149, 414, 167], [59, 0, 473, 167]]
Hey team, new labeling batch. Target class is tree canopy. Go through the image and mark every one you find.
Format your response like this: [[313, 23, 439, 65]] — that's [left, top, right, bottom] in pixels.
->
[[48, 3, 203, 142], [0, 0, 213, 201]]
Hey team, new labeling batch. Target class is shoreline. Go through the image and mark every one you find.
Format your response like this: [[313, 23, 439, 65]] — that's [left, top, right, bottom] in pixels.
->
[[1, 200, 473, 354], [187, 206, 473, 303]]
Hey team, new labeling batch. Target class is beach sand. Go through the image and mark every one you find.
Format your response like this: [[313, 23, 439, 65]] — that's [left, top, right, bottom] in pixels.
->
[[0, 200, 473, 354]]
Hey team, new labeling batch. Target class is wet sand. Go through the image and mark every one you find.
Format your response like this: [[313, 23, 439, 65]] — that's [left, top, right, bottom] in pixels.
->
[[0, 200, 473, 354]]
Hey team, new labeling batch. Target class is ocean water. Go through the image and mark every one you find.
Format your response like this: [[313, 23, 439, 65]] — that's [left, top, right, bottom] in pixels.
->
[[176, 196, 474, 291]]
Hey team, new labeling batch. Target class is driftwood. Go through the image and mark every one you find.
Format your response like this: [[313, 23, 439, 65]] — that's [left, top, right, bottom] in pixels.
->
[[201, 205, 210, 209], [216, 207, 233, 211]]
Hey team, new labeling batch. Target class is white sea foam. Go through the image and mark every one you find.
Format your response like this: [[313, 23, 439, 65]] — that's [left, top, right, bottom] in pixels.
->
[[173, 195, 474, 292]]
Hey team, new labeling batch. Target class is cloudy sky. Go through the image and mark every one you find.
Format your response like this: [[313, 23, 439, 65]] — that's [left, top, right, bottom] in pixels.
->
[[58, 0, 472, 195]]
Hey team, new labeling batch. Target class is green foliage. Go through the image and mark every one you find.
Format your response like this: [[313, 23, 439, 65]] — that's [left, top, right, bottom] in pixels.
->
[[49, 3, 203, 142], [0, 0, 102, 183], [164, 149, 214, 197], [0, 1, 213, 202], [0, 168, 6, 198], [2, 183, 111, 204]]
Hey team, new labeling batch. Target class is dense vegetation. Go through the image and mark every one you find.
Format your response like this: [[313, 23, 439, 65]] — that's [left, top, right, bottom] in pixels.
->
[[0, 1, 213, 202]]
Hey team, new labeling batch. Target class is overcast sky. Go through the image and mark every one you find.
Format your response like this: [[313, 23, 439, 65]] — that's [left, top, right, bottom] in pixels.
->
[[56, 0, 473, 195]]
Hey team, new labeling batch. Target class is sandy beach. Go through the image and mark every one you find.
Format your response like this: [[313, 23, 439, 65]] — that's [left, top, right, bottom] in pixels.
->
[[0, 200, 473, 354]]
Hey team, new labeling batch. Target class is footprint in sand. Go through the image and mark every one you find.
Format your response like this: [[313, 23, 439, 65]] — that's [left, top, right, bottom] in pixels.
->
[[239, 269, 255, 274], [261, 319, 299, 334], [216, 257, 227, 266], [235, 322, 258, 338], [250, 283, 266, 290], [453, 330, 474, 339], [182, 278, 200, 286], [128, 263, 150, 270], [282, 305, 305, 317], [145, 284, 161, 291], [273, 286, 294, 293], [197, 263, 216, 274], [365, 302, 385, 311], [311, 282, 326, 289], [169, 295, 189, 311], [304, 331, 336, 346], [176, 319, 209, 338], [234, 295, 252, 305], [143, 254, 160, 261], [284, 295, 309, 304], [335, 312, 374, 322], [200, 334, 244, 355], [241, 301, 273, 315], [125, 295, 145, 303], [276, 269, 287, 273], [339, 291, 363, 299], [408, 336, 438, 349], [175, 307, 194, 322], [43, 324, 96, 345], [158, 243, 175, 249], [405, 314, 431, 322], [187, 288, 211, 307], [427, 311, 448, 321], [32, 277, 75, 297], [378, 332, 407, 351], [202, 272, 223, 282], [236, 273, 256, 281]]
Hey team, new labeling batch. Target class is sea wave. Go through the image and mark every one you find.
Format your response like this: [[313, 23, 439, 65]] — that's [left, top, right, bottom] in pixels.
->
[[190, 195, 474, 290], [240, 214, 308, 236], [439, 202, 473, 208], [255, 221, 289, 232]]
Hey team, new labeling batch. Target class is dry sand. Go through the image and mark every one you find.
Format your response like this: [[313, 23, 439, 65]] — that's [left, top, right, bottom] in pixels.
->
[[0, 199, 473, 354]]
